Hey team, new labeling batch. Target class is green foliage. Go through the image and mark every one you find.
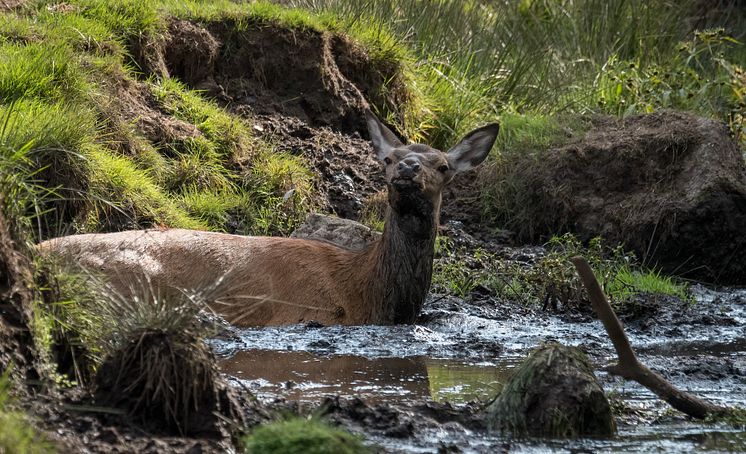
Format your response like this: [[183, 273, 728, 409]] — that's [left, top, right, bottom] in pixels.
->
[[151, 78, 253, 160], [706, 407, 746, 429], [433, 233, 690, 311], [242, 150, 315, 235], [242, 417, 371, 454], [0, 374, 52, 454], [178, 188, 245, 229], [596, 29, 745, 145], [66, 0, 164, 40], [0, 42, 88, 103], [290, 0, 746, 146]]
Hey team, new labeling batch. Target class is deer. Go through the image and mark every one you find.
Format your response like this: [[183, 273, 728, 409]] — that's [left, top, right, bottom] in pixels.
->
[[39, 111, 499, 327]]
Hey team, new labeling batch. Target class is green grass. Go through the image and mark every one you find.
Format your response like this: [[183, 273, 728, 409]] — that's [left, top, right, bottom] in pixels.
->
[[432, 233, 690, 310], [0, 375, 52, 454], [0, 42, 89, 103], [151, 78, 253, 161], [242, 417, 371, 454], [289, 0, 745, 146], [85, 145, 206, 230]]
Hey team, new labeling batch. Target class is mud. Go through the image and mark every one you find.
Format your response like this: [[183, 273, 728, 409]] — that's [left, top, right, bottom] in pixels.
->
[[214, 259, 746, 452], [251, 113, 386, 219]]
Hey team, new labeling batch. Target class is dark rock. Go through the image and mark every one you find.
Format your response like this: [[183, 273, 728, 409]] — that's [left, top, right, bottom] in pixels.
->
[[291, 213, 381, 250]]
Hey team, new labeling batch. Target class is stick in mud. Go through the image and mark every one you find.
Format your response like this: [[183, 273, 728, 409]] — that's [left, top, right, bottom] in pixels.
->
[[570, 256, 725, 419]]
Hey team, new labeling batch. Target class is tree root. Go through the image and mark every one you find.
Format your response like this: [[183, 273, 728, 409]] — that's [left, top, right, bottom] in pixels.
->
[[570, 256, 726, 419]]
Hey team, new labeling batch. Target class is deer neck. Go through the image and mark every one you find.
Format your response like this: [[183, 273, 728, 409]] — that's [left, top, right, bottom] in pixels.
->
[[363, 192, 440, 324]]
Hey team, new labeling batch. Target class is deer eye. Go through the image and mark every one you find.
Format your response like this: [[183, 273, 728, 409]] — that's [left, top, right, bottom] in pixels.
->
[[384, 156, 393, 165], [438, 164, 449, 172]]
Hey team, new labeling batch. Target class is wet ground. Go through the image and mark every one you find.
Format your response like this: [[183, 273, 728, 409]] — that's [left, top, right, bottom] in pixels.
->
[[212, 284, 746, 453]]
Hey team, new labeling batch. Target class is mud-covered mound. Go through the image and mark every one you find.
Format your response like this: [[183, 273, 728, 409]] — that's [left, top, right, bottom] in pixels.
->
[[484, 111, 746, 284], [159, 18, 412, 135], [252, 114, 385, 219]]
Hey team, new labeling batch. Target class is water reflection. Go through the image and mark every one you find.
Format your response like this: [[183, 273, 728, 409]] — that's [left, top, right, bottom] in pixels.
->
[[219, 349, 515, 404]]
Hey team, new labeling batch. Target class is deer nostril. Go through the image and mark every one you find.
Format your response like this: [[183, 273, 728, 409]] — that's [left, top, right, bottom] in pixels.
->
[[398, 160, 422, 177]]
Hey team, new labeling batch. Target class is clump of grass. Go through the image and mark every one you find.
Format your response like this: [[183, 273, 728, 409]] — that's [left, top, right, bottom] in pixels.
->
[[67, 0, 164, 42], [0, 374, 52, 454], [84, 145, 205, 230], [242, 150, 315, 235], [242, 417, 371, 454], [53, 270, 230, 434], [178, 187, 246, 230], [151, 78, 253, 161], [0, 42, 89, 103], [164, 137, 236, 192]]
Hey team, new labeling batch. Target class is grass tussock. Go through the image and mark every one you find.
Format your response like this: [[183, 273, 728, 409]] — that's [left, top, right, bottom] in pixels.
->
[[45, 268, 227, 434], [242, 417, 371, 454]]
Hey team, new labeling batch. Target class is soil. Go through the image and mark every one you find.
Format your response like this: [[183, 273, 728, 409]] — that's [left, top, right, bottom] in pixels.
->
[[0, 209, 39, 386], [482, 111, 746, 284]]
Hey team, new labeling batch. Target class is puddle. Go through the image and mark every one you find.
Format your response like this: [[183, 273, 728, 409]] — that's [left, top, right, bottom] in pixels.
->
[[220, 350, 514, 404], [214, 285, 746, 453]]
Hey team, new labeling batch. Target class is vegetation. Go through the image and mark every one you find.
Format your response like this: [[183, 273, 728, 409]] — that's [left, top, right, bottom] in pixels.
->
[[0, 0, 328, 238], [0, 375, 51, 454], [0, 0, 743, 449], [432, 233, 691, 310], [242, 417, 371, 454], [289, 0, 745, 147]]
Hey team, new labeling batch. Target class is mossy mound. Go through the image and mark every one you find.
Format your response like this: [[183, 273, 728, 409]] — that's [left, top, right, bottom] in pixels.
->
[[242, 417, 371, 454], [486, 342, 615, 437]]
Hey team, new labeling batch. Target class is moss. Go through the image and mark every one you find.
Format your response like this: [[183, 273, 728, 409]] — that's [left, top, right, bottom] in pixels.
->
[[242, 417, 371, 454], [486, 342, 615, 437]]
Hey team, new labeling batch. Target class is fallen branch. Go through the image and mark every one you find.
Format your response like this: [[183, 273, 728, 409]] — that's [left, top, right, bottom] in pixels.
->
[[570, 256, 725, 419]]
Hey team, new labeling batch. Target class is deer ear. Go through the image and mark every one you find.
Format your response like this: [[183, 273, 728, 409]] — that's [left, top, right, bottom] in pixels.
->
[[446, 123, 500, 172], [365, 110, 404, 161]]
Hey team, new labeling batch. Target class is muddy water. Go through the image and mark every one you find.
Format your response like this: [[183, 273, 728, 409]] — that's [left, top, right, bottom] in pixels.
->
[[214, 285, 746, 453]]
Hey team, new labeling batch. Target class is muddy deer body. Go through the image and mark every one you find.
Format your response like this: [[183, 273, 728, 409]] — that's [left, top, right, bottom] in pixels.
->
[[40, 112, 499, 326]]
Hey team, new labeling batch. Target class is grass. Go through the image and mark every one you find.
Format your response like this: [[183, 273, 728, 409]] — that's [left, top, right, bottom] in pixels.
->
[[0, 374, 52, 454], [432, 233, 691, 311], [84, 145, 207, 230], [289, 0, 745, 147], [242, 417, 371, 454]]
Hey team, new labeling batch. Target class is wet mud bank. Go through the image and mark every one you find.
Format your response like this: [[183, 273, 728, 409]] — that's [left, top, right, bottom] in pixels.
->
[[213, 280, 746, 452]]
